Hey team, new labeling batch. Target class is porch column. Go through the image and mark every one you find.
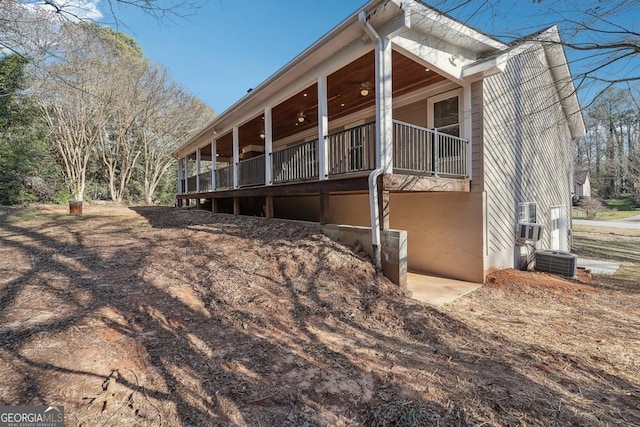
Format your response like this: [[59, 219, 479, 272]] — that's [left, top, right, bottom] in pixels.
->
[[463, 83, 473, 180], [375, 37, 393, 173], [177, 158, 183, 194], [211, 139, 217, 190], [317, 74, 329, 180], [195, 148, 201, 192], [184, 157, 189, 193], [265, 195, 274, 218], [264, 108, 273, 185], [232, 126, 239, 189]]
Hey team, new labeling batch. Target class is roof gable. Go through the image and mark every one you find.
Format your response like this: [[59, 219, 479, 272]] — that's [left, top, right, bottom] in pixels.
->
[[574, 169, 589, 184]]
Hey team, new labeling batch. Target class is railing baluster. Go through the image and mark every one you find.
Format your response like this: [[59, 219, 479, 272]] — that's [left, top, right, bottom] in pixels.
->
[[392, 119, 468, 178], [325, 121, 376, 175], [270, 139, 319, 184]]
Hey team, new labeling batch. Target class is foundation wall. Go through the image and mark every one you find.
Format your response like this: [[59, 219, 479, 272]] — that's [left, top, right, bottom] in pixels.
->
[[389, 192, 484, 283], [322, 224, 407, 288]]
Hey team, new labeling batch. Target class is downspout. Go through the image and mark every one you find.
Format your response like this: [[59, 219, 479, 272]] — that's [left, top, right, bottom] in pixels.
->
[[360, 10, 384, 273]]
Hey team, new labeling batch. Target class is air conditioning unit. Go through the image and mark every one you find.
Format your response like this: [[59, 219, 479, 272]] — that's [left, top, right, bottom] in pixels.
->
[[535, 250, 577, 278], [517, 222, 543, 242]]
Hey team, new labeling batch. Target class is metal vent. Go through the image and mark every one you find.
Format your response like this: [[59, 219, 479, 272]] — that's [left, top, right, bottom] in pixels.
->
[[517, 222, 543, 242], [535, 250, 577, 278]]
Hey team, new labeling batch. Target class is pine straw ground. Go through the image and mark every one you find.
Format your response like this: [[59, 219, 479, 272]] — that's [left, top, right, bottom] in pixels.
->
[[0, 205, 638, 426]]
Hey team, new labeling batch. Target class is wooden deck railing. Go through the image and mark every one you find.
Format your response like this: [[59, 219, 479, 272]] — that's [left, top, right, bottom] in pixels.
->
[[326, 121, 375, 175], [238, 155, 266, 187], [393, 120, 468, 178], [271, 139, 319, 184]]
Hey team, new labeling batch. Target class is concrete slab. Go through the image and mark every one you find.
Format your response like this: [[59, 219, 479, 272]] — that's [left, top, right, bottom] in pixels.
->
[[407, 272, 482, 307], [577, 258, 621, 276]]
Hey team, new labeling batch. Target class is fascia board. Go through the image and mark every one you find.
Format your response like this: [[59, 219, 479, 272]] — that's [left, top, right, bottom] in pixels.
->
[[539, 28, 586, 138], [407, 2, 506, 52]]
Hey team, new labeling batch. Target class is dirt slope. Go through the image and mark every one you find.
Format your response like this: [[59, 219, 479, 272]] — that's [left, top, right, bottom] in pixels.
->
[[0, 205, 638, 426]]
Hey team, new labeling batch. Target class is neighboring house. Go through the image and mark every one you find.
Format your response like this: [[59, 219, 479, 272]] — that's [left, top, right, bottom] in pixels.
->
[[574, 170, 591, 198], [173, 0, 585, 284]]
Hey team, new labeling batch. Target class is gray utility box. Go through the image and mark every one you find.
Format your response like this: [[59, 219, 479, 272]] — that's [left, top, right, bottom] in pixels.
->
[[535, 250, 578, 278]]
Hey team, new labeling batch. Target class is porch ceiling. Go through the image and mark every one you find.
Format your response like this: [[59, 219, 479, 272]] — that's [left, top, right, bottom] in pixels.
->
[[189, 50, 447, 158]]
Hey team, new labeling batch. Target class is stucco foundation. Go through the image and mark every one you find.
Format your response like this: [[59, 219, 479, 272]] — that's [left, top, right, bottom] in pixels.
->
[[390, 192, 484, 283]]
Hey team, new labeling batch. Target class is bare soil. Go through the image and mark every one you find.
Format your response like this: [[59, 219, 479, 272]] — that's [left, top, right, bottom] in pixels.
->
[[0, 205, 638, 426]]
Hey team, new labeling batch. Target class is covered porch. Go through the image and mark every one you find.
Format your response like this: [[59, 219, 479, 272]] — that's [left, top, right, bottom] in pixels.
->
[[176, 48, 472, 203]]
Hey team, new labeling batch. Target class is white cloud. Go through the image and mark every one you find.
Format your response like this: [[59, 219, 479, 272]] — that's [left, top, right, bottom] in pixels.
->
[[22, 0, 103, 22]]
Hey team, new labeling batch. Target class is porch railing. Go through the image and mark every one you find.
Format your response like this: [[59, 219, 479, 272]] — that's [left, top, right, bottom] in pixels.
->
[[238, 155, 266, 187], [272, 139, 319, 184], [179, 119, 470, 195], [215, 165, 233, 189], [326, 121, 375, 175], [393, 120, 468, 177], [186, 175, 196, 192], [198, 172, 212, 192]]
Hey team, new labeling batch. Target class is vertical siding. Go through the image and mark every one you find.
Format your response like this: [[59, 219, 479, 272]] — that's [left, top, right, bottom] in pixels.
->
[[483, 46, 573, 269]]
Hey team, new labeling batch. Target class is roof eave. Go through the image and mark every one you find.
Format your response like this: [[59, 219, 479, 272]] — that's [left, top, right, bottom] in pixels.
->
[[173, 0, 385, 158]]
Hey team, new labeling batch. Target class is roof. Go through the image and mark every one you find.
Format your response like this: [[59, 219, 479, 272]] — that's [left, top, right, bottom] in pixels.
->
[[463, 26, 586, 139], [173, 0, 507, 158], [574, 169, 589, 184]]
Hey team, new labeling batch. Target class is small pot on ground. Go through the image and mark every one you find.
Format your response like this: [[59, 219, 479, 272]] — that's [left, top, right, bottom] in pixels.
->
[[69, 200, 83, 216]]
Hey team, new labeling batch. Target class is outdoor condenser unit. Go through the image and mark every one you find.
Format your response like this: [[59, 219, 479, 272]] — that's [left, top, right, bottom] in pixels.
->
[[535, 250, 578, 278], [517, 222, 543, 242]]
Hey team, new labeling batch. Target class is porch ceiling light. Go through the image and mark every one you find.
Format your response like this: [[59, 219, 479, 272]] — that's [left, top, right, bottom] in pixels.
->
[[297, 111, 306, 123], [360, 82, 371, 97], [259, 130, 265, 139]]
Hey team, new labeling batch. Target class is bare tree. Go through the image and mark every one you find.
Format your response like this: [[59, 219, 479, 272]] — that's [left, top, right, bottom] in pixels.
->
[[0, 0, 200, 55], [429, 0, 640, 102], [139, 68, 215, 204], [36, 68, 107, 201]]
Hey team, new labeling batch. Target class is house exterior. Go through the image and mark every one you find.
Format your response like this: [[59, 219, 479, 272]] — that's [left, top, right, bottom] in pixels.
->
[[574, 170, 591, 198], [173, 0, 585, 284]]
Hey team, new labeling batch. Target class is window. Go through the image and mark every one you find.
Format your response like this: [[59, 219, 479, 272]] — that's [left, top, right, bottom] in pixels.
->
[[433, 96, 460, 137], [428, 90, 463, 161], [518, 202, 537, 223]]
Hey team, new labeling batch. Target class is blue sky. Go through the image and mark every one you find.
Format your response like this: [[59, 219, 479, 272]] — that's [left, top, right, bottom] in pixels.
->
[[108, 1, 366, 113], [100, 0, 639, 114]]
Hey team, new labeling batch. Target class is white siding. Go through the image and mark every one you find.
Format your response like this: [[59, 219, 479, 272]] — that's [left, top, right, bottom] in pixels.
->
[[483, 46, 573, 269]]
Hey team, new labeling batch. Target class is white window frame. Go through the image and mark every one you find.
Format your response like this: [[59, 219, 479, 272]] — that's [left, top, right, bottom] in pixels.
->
[[518, 202, 537, 223], [427, 88, 464, 139]]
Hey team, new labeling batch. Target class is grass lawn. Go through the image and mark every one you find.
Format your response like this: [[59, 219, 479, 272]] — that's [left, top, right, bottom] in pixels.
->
[[572, 209, 639, 220], [572, 224, 640, 292], [607, 198, 635, 211], [572, 197, 638, 220]]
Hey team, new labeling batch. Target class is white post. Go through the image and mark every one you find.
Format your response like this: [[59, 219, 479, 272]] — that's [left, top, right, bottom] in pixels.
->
[[195, 148, 201, 192], [264, 108, 273, 185], [211, 139, 217, 190], [177, 158, 183, 194], [463, 83, 472, 180], [232, 126, 239, 189], [184, 157, 189, 192], [376, 37, 393, 173], [434, 128, 439, 178], [317, 74, 329, 179]]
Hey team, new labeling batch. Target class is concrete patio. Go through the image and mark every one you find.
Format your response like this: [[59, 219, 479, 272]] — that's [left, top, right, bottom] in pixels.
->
[[407, 272, 483, 306]]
